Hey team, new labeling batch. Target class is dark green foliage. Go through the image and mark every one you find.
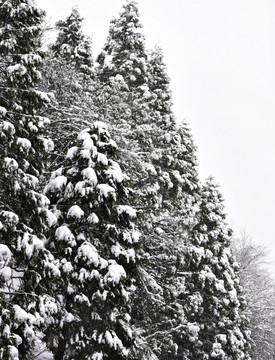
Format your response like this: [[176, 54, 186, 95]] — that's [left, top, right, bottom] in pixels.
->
[[180, 179, 251, 359], [97, 0, 148, 89], [52, 7, 93, 76], [0, 1, 252, 359], [45, 122, 141, 359], [0, 1, 58, 358]]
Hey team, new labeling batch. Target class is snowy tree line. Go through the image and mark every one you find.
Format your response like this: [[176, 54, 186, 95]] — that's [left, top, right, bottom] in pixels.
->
[[0, 0, 274, 359]]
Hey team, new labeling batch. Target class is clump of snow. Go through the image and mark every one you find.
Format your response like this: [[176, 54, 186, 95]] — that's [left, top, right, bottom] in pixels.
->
[[66, 146, 78, 159], [116, 205, 137, 219], [49, 167, 63, 179], [45, 175, 67, 193], [21, 53, 42, 64], [74, 181, 87, 196], [155, 227, 164, 235], [82, 167, 97, 186], [64, 182, 74, 199], [0, 211, 19, 227], [64, 312, 75, 323], [131, 230, 141, 243], [145, 163, 157, 176], [229, 288, 238, 302], [62, 261, 73, 273], [21, 233, 44, 258], [67, 205, 84, 219], [0, 248, 11, 269], [97, 152, 108, 166], [211, 342, 225, 358], [40, 137, 54, 152], [30, 191, 50, 207], [27, 121, 38, 132], [88, 213, 99, 224], [80, 149, 91, 159], [96, 184, 116, 201], [172, 170, 184, 184], [13, 305, 31, 324], [0, 266, 12, 281], [3, 324, 11, 338], [78, 129, 91, 141], [139, 84, 151, 98], [0, 106, 7, 116], [111, 244, 135, 263], [37, 116, 50, 129], [77, 233, 86, 242], [105, 261, 126, 284], [55, 226, 76, 245], [23, 174, 39, 188], [187, 322, 200, 342], [2, 121, 15, 135], [92, 352, 103, 360], [7, 63, 27, 76], [215, 279, 225, 293], [6, 346, 19, 360], [45, 261, 60, 278], [76, 242, 100, 267], [74, 293, 91, 306], [216, 334, 227, 344], [45, 209, 58, 227], [82, 137, 94, 150], [105, 330, 124, 351], [93, 121, 108, 133], [106, 161, 124, 183], [34, 90, 53, 103], [16, 137, 31, 151]]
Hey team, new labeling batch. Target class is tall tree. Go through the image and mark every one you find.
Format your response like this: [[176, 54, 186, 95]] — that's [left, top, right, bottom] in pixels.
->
[[0, 0, 58, 358], [45, 122, 142, 360], [96, 2, 201, 358], [40, 7, 95, 165], [180, 178, 251, 360], [52, 7, 93, 77], [147, 46, 174, 118], [97, 0, 148, 89]]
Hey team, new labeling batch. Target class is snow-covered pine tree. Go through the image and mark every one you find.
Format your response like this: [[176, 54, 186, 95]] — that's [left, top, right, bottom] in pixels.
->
[[97, 0, 147, 90], [41, 7, 95, 165], [52, 7, 93, 77], [45, 121, 141, 360], [96, 2, 202, 358], [147, 46, 174, 118], [180, 178, 251, 360], [0, 0, 59, 358], [134, 47, 201, 359]]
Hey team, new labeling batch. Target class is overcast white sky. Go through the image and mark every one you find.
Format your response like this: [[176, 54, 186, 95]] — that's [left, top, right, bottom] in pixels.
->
[[37, 0, 275, 272]]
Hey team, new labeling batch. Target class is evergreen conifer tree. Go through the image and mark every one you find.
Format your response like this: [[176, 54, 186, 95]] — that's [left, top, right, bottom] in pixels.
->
[[147, 46, 174, 118], [96, 3, 201, 358], [52, 7, 93, 77], [0, 0, 59, 358], [41, 7, 95, 164], [45, 122, 141, 359], [180, 178, 251, 359], [97, 0, 148, 89]]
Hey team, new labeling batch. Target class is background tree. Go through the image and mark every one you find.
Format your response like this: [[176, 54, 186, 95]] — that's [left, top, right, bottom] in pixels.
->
[[232, 232, 275, 359], [52, 7, 93, 77], [40, 7, 95, 165]]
